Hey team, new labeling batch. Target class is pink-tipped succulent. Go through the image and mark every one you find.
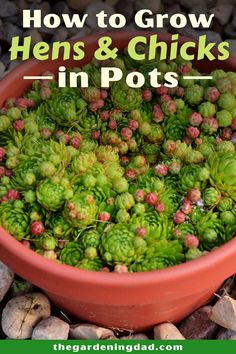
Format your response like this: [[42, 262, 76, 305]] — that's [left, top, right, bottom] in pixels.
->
[[184, 234, 199, 249], [174, 211, 186, 224], [145, 192, 158, 205], [30, 221, 45, 235]]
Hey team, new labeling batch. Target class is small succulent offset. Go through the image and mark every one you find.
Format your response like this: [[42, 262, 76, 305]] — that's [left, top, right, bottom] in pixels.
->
[[0, 51, 236, 273]]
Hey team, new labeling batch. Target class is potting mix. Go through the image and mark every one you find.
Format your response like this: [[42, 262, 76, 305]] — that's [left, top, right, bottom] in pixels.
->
[[0, 52, 236, 273]]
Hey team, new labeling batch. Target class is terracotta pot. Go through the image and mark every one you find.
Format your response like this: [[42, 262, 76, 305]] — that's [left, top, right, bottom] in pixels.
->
[[0, 32, 236, 332]]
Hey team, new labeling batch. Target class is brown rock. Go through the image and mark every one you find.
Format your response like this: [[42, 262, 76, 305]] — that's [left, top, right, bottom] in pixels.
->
[[209, 296, 236, 331], [154, 323, 185, 340], [0, 261, 14, 302], [1, 293, 51, 339], [67, 0, 92, 11], [210, 5, 233, 26], [32, 316, 69, 340], [70, 324, 115, 340], [179, 306, 218, 339], [216, 328, 236, 340]]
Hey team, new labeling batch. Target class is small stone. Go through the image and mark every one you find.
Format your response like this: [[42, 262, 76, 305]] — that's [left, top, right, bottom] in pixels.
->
[[32, 316, 69, 340], [116, 0, 134, 24], [0, 0, 17, 18], [210, 5, 233, 26], [179, 306, 218, 339], [24, 29, 43, 46], [120, 333, 149, 340], [0, 61, 6, 78], [178, 0, 214, 10], [204, 30, 222, 43], [3, 23, 23, 44], [70, 324, 115, 340], [224, 23, 236, 39], [135, 0, 163, 13], [217, 328, 236, 340], [0, 261, 14, 302], [154, 323, 185, 340], [67, 0, 92, 11], [1, 292, 51, 339], [52, 1, 70, 16], [52, 27, 68, 42], [86, 1, 115, 29], [177, 25, 200, 41], [209, 296, 236, 331], [8, 60, 21, 71], [105, 0, 119, 6]]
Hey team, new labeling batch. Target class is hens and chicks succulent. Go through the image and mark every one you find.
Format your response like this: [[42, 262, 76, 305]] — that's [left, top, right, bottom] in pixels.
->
[[0, 52, 236, 273]]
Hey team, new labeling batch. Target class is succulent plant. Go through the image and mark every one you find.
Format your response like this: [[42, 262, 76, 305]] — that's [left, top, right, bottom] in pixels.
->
[[197, 212, 225, 250], [99, 224, 146, 266], [0, 201, 29, 240], [60, 241, 84, 266], [111, 80, 142, 111], [36, 178, 66, 211]]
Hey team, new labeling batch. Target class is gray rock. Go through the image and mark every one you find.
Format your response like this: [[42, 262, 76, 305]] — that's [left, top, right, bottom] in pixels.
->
[[179, 306, 219, 339], [120, 333, 149, 340], [204, 30, 222, 43], [70, 324, 115, 340], [116, 0, 134, 24], [32, 316, 69, 340], [105, 0, 119, 6], [67, 0, 92, 11], [51, 27, 68, 42], [225, 23, 236, 39], [86, 1, 115, 29], [217, 328, 236, 340], [24, 29, 43, 46], [8, 60, 21, 71], [177, 25, 200, 41], [3, 23, 23, 44], [0, 62, 6, 77], [210, 5, 233, 26], [1, 292, 51, 339], [0, 0, 17, 18], [178, 0, 215, 10], [135, 0, 163, 13], [216, 278, 236, 300], [52, 1, 70, 17], [0, 261, 14, 302]]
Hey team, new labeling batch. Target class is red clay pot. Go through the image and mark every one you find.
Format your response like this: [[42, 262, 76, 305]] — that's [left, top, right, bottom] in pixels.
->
[[0, 32, 236, 332]]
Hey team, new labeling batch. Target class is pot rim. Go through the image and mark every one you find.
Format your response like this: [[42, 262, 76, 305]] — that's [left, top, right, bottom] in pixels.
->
[[0, 31, 236, 286]]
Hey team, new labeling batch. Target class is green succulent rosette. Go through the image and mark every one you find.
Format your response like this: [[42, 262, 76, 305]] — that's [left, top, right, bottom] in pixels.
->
[[45, 88, 87, 126], [36, 178, 66, 211], [130, 240, 184, 272], [80, 229, 100, 249], [203, 187, 221, 207], [99, 224, 146, 266], [207, 152, 236, 201], [179, 165, 205, 192], [49, 214, 73, 239], [0, 202, 29, 240], [111, 80, 142, 111], [34, 232, 58, 251], [63, 191, 98, 228], [60, 241, 84, 266], [77, 257, 103, 271], [197, 212, 225, 250], [12, 156, 42, 190]]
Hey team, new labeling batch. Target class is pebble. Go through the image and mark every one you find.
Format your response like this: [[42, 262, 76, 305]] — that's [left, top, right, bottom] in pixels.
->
[[216, 278, 236, 300], [178, 0, 215, 10], [52, 1, 70, 17], [116, 0, 134, 24], [210, 5, 233, 26], [204, 30, 222, 43], [216, 328, 236, 340], [120, 333, 149, 340], [179, 306, 219, 339], [86, 1, 115, 29], [69, 324, 115, 340], [154, 323, 185, 340], [0, 261, 14, 302], [135, 0, 163, 13], [67, 0, 92, 12], [209, 296, 236, 331], [225, 23, 236, 39], [1, 292, 51, 339], [32, 316, 70, 340], [0, 0, 17, 18], [51, 27, 68, 42], [24, 28, 43, 46], [3, 23, 23, 44], [0, 61, 6, 78]]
